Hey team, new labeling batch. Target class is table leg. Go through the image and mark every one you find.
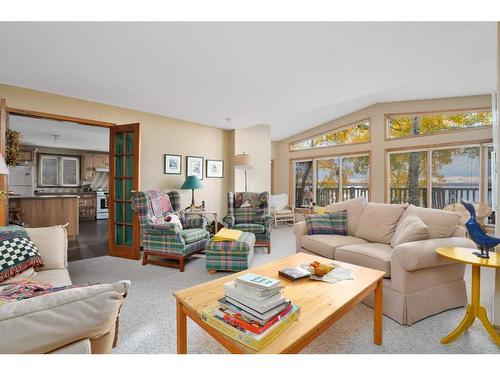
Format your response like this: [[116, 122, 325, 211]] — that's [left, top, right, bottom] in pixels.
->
[[441, 264, 500, 345], [176, 300, 187, 354], [214, 213, 218, 232], [374, 278, 383, 345]]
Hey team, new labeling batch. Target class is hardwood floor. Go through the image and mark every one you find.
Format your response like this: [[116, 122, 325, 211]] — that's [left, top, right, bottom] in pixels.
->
[[68, 219, 108, 261]]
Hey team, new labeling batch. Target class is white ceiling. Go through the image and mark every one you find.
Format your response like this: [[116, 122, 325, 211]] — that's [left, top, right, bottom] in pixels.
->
[[9, 116, 109, 152], [0, 22, 496, 140]]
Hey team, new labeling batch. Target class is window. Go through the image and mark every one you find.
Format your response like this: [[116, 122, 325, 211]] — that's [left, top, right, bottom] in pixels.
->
[[293, 161, 313, 208], [290, 120, 370, 151], [39, 154, 80, 187], [388, 145, 486, 209], [387, 110, 492, 139], [389, 151, 428, 207], [293, 154, 369, 207]]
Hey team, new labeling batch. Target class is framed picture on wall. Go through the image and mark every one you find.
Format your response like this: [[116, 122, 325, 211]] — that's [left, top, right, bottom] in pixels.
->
[[206, 159, 224, 178], [186, 156, 204, 180], [164, 154, 182, 174]]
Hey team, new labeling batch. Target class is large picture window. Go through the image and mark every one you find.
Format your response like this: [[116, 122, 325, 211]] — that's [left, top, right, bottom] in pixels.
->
[[387, 110, 492, 139], [388, 145, 487, 209], [293, 154, 369, 208], [290, 120, 370, 151]]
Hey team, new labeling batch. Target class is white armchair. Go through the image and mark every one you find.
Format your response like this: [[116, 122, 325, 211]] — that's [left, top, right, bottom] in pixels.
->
[[269, 194, 295, 228]]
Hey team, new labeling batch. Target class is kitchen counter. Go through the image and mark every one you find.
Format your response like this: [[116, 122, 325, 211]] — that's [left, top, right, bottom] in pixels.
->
[[9, 195, 80, 240]]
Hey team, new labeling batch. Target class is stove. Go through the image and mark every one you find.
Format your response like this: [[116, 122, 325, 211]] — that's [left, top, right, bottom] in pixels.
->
[[96, 191, 109, 220]]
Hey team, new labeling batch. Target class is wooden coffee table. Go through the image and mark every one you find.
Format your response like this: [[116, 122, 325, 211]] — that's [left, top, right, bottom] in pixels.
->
[[174, 252, 385, 354]]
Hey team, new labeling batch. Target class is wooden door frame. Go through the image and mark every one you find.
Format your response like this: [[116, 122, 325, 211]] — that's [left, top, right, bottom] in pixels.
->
[[4, 106, 141, 257]]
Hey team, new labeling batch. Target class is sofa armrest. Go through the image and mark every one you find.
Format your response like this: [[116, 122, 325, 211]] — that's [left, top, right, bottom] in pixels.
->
[[293, 221, 308, 253], [183, 216, 208, 230], [0, 280, 130, 354], [392, 237, 477, 271]]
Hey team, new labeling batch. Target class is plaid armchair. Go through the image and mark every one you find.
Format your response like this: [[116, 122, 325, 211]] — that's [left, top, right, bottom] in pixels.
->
[[131, 190, 209, 272], [223, 192, 272, 253]]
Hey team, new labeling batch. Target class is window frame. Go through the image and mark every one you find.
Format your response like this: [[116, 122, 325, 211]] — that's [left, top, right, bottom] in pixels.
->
[[291, 151, 371, 207], [289, 118, 371, 152], [38, 153, 81, 187], [385, 107, 492, 141], [385, 140, 491, 208]]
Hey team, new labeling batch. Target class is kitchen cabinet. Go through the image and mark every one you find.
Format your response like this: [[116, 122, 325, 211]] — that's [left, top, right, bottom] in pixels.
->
[[10, 196, 79, 240], [82, 153, 109, 180], [79, 192, 96, 220]]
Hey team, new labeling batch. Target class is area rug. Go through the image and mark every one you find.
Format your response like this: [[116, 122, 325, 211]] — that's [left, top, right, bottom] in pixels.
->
[[68, 227, 500, 354]]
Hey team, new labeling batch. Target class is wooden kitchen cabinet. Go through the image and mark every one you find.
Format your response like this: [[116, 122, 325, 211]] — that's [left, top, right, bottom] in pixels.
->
[[82, 153, 109, 180], [10, 196, 79, 240], [79, 192, 96, 220]]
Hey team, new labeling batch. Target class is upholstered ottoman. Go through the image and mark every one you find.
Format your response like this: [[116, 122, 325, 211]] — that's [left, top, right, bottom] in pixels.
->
[[205, 232, 256, 273]]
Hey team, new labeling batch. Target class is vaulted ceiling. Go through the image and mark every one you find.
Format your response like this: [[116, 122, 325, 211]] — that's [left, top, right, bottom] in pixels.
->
[[0, 22, 496, 140]]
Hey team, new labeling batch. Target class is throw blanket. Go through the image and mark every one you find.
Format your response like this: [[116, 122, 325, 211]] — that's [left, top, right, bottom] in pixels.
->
[[0, 226, 44, 283]]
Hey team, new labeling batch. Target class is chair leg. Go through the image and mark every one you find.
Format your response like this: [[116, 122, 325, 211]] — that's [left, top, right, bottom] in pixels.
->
[[267, 241, 271, 254], [179, 258, 185, 272], [142, 252, 148, 266]]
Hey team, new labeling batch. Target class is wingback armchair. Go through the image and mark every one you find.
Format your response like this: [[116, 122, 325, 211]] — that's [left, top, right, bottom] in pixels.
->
[[131, 190, 210, 272], [223, 192, 272, 253]]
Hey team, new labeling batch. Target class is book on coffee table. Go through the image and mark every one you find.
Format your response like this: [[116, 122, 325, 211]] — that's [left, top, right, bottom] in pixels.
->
[[279, 266, 311, 281]]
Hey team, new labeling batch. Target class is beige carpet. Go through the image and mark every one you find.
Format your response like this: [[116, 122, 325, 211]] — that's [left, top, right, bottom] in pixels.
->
[[68, 226, 500, 354]]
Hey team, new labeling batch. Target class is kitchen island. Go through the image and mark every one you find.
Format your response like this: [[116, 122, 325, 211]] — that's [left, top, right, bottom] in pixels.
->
[[9, 195, 80, 240]]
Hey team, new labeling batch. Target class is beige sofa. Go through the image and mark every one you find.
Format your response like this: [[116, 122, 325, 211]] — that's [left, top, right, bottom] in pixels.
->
[[293, 198, 476, 325], [0, 225, 130, 354]]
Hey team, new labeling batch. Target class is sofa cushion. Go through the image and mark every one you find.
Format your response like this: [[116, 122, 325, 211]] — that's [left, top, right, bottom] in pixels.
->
[[233, 223, 265, 234], [0, 226, 44, 283], [301, 235, 368, 259], [26, 226, 68, 271], [325, 197, 366, 236], [305, 210, 347, 235], [0, 280, 130, 354], [31, 269, 72, 287], [400, 205, 461, 239], [355, 202, 408, 244], [335, 243, 393, 277], [390, 213, 429, 248], [325, 197, 366, 235]]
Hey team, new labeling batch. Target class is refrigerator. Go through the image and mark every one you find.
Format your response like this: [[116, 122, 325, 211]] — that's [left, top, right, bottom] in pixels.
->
[[8, 165, 35, 196]]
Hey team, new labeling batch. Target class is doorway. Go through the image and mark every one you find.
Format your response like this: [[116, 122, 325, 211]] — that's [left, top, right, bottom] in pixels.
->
[[1, 103, 141, 260]]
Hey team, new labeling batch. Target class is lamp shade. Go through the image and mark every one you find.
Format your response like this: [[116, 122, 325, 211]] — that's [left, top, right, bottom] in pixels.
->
[[0, 154, 9, 175], [180, 175, 203, 190], [234, 153, 253, 170]]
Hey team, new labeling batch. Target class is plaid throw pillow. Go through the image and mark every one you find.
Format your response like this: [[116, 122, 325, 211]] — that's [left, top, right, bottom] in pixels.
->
[[305, 210, 348, 236], [0, 226, 44, 283]]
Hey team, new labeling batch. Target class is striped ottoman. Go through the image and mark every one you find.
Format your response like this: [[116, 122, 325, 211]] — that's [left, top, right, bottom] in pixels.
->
[[205, 232, 256, 273]]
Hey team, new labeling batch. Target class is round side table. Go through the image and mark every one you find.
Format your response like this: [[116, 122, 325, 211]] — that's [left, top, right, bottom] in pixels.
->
[[435, 247, 500, 345]]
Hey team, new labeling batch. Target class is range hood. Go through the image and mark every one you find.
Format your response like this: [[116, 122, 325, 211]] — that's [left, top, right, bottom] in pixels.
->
[[95, 167, 109, 172]]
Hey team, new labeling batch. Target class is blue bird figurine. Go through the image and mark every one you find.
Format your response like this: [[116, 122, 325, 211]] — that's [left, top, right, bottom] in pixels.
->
[[461, 201, 500, 258]]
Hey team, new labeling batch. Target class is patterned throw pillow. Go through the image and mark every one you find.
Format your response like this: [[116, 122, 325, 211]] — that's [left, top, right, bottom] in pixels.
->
[[305, 210, 348, 236], [0, 226, 44, 283]]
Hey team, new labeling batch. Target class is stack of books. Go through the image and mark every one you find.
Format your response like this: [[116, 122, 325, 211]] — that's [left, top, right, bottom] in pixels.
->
[[201, 273, 300, 351]]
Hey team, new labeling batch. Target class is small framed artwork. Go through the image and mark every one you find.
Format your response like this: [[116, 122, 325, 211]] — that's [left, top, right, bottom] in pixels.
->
[[206, 159, 224, 178], [164, 154, 182, 174], [186, 156, 204, 180]]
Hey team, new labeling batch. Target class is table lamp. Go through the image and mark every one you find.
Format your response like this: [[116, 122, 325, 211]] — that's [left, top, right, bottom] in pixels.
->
[[234, 153, 252, 192], [181, 175, 203, 209]]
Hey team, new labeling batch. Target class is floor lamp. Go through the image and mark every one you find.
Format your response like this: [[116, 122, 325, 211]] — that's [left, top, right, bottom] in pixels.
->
[[234, 153, 253, 192]]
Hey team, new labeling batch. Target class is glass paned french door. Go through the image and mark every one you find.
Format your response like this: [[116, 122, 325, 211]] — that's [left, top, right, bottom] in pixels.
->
[[109, 123, 140, 259]]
